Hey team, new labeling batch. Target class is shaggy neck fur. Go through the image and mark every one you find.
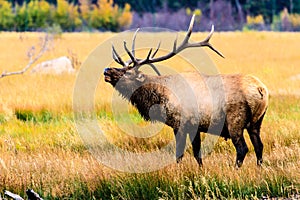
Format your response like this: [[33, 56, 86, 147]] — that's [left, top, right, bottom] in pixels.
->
[[116, 81, 169, 122]]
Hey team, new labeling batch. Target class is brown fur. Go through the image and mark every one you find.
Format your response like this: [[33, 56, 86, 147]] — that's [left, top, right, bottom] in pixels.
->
[[104, 67, 269, 167]]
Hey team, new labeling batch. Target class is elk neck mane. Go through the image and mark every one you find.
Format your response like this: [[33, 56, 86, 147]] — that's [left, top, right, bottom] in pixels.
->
[[115, 73, 171, 121]]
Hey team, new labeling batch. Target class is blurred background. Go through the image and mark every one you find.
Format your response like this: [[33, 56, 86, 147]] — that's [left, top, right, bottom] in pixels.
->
[[0, 0, 300, 32]]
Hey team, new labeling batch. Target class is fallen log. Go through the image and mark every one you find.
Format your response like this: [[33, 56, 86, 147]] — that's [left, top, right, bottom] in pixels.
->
[[4, 189, 43, 200]]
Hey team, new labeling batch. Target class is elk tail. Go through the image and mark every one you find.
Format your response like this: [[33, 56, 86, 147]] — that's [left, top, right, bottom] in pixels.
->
[[243, 75, 269, 124]]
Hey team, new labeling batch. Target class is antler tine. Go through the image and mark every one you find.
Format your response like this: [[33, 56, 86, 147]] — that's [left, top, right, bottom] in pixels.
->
[[184, 14, 195, 42], [168, 14, 195, 54], [167, 15, 195, 55], [112, 44, 125, 66], [147, 63, 161, 75], [206, 25, 225, 57], [132, 28, 139, 56], [137, 63, 161, 76], [176, 14, 195, 52], [146, 48, 153, 60], [204, 24, 214, 43], [151, 41, 161, 58], [136, 47, 161, 76], [205, 43, 225, 58], [191, 25, 225, 58], [124, 41, 137, 64], [137, 48, 153, 67], [173, 34, 178, 53]]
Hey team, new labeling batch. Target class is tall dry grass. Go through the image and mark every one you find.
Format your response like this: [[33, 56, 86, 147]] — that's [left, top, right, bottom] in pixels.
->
[[0, 31, 299, 198]]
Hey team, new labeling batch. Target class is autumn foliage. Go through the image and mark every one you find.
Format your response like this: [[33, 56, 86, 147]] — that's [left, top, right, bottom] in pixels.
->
[[0, 0, 132, 31]]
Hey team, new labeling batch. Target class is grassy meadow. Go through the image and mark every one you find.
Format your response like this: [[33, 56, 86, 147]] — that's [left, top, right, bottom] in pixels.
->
[[0, 31, 299, 199]]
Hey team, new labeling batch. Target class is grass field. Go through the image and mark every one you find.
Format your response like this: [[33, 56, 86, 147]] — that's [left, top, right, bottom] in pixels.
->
[[0, 31, 299, 199]]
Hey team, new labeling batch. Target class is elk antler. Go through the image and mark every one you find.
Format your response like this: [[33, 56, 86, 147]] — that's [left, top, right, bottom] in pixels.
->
[[112, 28, 140, 67], [112, 14, 224, 75], [112, 29, 161, 75]]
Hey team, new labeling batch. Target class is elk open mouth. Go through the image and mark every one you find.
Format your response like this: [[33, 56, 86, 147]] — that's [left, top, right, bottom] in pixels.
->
[[104, 74, 111, 82], [104, 70, 112, 82]]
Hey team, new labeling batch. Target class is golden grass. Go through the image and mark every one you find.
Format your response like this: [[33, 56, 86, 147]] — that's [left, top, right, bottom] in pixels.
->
[[0, 31, 299, 197], [1, 31, 300, 111]]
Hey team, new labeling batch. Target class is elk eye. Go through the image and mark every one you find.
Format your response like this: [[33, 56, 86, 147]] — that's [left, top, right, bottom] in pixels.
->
[[124, 71, 133, 78]]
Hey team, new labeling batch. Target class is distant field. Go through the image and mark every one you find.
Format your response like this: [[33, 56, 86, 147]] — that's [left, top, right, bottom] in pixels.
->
[[0, 31, 299, 199]]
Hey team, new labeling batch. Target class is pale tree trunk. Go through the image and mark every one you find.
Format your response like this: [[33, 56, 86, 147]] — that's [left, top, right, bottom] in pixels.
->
[[210, 0, 214, 21], [235, 0, 244, 24], [290, 0, 294, 13]]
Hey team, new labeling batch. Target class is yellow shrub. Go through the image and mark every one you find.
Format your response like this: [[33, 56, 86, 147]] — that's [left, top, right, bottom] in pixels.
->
[[99, 0, 118, 24], [246, 15, 264, 25], [186, 8, 191, 16], [27, 0, 51, 29], [79, 0, 91, 21], [55, 0, 82, 31], [118, 3, 132, 28], [0, 0, 14, 29], [185, 8, 202, 23], [279, 7, 300, 30], [193, 9, 202, 17], [68, 4, 82, 28], [186, 8, 202, 17], [89, 0, 117, 29], [89, 0, 132, 31], [289, 14, 300, 28], [56, 0, 68, 18], [15, 3, 28, 30]]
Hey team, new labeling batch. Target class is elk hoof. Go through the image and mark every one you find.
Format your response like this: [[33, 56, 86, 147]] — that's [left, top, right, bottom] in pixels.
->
[[176, 155, 183, 163], [195, 157, 203, 167], [235, 160, 243, 168], [257, 159, 263, 166]]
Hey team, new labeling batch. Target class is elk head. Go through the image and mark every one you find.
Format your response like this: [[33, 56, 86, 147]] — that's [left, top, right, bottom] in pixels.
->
[[104, 14, 224, 92]]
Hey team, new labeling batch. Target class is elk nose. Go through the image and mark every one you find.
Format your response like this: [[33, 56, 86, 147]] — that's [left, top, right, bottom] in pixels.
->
[[104, 68, 110, 73]]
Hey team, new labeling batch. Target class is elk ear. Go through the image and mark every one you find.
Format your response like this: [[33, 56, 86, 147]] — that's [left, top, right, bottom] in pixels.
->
[[136, 73, 145, 82]]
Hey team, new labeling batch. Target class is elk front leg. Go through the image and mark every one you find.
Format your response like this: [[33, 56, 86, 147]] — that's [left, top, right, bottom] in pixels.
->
[[248, 130, 263, 166], [174, 128, 187, 163], [190, 132, 203, 166]]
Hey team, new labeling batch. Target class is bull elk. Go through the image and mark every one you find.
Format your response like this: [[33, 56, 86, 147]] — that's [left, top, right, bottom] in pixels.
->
[[104, 15, 269, 168]]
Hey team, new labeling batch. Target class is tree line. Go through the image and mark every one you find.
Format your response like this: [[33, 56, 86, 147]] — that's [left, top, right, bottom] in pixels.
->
[[1, 0, 300, 31], [0, 0, 132, 31]]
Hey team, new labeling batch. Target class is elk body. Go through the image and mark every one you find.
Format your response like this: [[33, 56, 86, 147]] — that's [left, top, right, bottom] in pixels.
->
[[104, 15, 269, 167]]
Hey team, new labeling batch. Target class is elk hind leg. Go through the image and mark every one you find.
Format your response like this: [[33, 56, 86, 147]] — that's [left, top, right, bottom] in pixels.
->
[[247, 113, 265, 166]]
